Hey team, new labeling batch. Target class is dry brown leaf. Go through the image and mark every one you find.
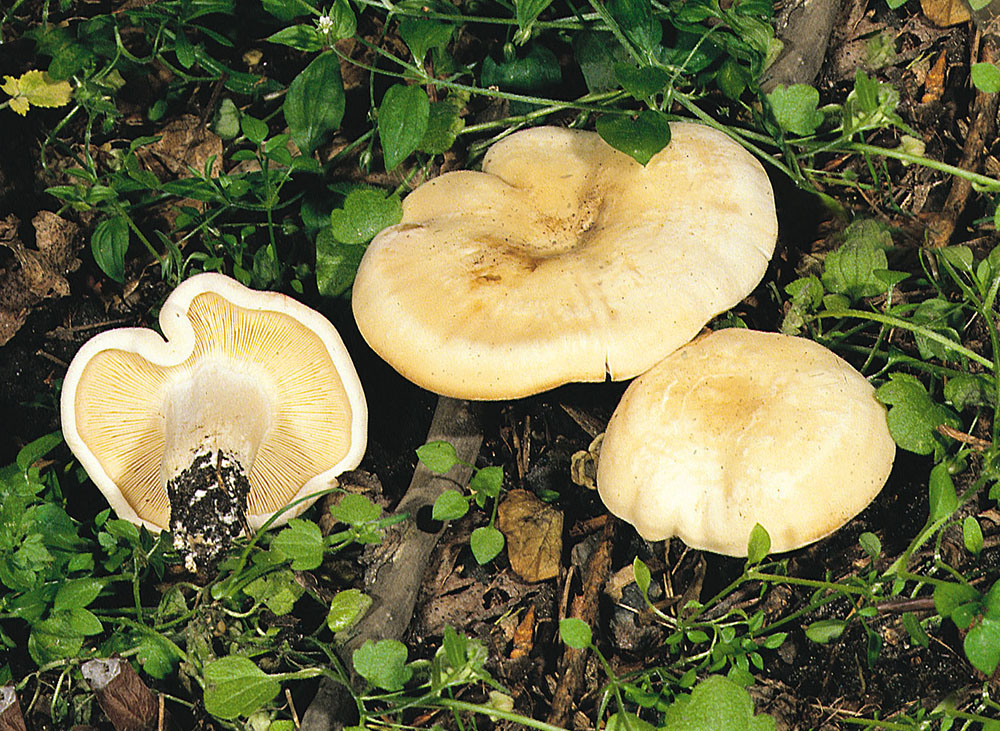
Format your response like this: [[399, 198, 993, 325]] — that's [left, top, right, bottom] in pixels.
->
[[497, 489, 563, 583], [921, 50, 949, 103], [509, 604, 535, 659], [0, 212, 80, 346], [921, 0, 971, 26], [142, 114, 223, 178]]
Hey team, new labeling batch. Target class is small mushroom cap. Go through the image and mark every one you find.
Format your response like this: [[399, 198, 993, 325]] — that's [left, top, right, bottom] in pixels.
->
[[596, 329, 895, 556], [60, 273, 367, 532], [352, 123, 777, 400]]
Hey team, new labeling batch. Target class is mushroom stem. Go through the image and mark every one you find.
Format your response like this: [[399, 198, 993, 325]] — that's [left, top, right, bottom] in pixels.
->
[[160, 359, 273, 572]]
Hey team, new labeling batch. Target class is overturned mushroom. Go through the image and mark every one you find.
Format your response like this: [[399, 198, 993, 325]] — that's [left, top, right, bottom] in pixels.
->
[[352, 123, 777, 400], [61, 273, 367, 571], [596, 329, 895, 556]]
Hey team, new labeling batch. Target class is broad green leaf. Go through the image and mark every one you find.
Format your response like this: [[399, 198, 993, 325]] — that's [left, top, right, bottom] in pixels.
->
[[420, 98, 465, 154], [315, 227, 365, 297], [573, 31, 629, 94], [470, 526, 504, 564], [203, 656, 281, 720], [933, 581, 980, 618], [746, 523, 770, 565], [661, 675, 776, 731], [822, 221, 889, 300], [244, 569, 304, 616], [261, 0, 303, 21], [213, 98, 241, 139], [323, 0, 357, 41], [480, 43, 561, 91], [327, 588, 371, 632], [353, 639, 411, 691], [944, 374, 993, 411], [61, 607, 103, 635], [432, 489, 469, 521], [766, 83, 824, 136], [596, 110, 671, 165], [928, 462, 958, 522], [16, 431, 63, 473], [559, 617, 592, 649], [965, 618, 1000, 675], [470, 465, 503, 498], [875, 373, 959, 456], [241, 115, 268, 145], [137, 633, 179, 679], [272, 519, 324, 571], [54, 577, 102, 611], [902, 612, 930, 648], [963, 516, 984, 556], [514, 0, 554, 42], [329, 187, 402, 245], [28, 615, 84, 665], [284, 51, 345, 155], [416, 440, 460, 473], [607, 0, 660, 56], [92, 214, 130, 283], [329, 493, 381, 527], [614, 63, 670, 100], [399, 19, 454, 63], [606, 713, 658, 731], [378, 84, 430, 171], [972, 63, 1000, 94], [805, 619, 847, 644]]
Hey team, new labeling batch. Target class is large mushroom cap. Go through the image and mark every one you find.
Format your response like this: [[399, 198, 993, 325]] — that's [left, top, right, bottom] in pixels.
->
[[596, 329, 895, 556], [61, 272, 367, 534], [352, 123, 777, 400]]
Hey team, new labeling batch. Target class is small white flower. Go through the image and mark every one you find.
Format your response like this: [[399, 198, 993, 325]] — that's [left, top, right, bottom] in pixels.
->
[[317, 14, 335, 33]]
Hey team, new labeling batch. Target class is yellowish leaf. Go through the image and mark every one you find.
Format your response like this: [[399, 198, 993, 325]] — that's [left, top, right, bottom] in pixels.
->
[[2, 70, 72, 115], [920, 0, 971, 26]]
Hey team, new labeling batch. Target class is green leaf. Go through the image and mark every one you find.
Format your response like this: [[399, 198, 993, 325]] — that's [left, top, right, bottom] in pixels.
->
[[606, 713, 659, 731], [901, 612, 930, 649], [470, 466, 503, 498], [746, 523, 770, 565], [965, 618, 1000, 675], [607, 0, 660, 56], [243, 569, 305, 616], [821, 221, 889, 300], [136, 634, 179, 679], [416, 440, 460, 473], [875, 373, 959, 456], [284, 51, 345, 155], [944, 374, 994, 411], [859, 531, 881, 560], [513, 0, 554, 42], [272, 519, 324, 571], [325, 0, 357, 40], [661, 675, 776, 731], [61, 607, 103, 636], [633, 557, 651, 597], [480, 43, 561, 92], [203, 656, 282, 720], [315, 227, 365, 297], [329, 493, 381, 527], [933, 582, 980, 619], [559, 617, 592, 649], [766, 83, 824, 136], [53, 577, 102, 611], [353, 639, 411, 691], [28, 615, 84, 666], [378, 84, 430, 171], [470, 526, 505, 564], [262, 0, 303, 21], [928, 463, 958, 522], [213, 98, 241, 139], [399, 19, 454, 63], [16, 431, 63, 473], [614, 63, 670, 101], [964, 516, 984, 556], [329, 187, 402, 245], [595, 110, 671, 165], [972, 63, 1000, 94], [805, 619, 847, 644], [327, 588, 372, 632], [420, 98, 465, 154], [240, 115, 268, 145], [432, 489, 469, 521], [265, 25, 325, 52], [573, 31, 629, 94], [92, 214, 129, 283]]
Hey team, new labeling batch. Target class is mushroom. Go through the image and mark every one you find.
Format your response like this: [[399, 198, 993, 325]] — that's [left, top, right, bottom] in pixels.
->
[[352, 122, 777, 400], [596, 328, 895, 556], [61, 273, 367, 571]]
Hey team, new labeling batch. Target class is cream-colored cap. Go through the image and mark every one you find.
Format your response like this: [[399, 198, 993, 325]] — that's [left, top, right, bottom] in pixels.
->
[[596, 329, 895, 556], [352, 123, 777, 400], [60, 273, 367, 532]]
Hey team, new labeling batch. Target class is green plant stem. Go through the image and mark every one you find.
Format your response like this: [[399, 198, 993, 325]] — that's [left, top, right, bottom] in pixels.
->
[[433, 698, 570, 731], [845, 142, 1000, 192], [811, 309, 994, 370], [746, 570, 873, 597]]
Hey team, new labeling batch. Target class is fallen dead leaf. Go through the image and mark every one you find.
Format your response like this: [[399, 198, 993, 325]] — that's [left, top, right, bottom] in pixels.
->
[[497, 489, 563, 583], [921, 50, 949, 103], [0, 212, 81, 346], [509, 604, 535, 660], [921, 0, 971, 26]]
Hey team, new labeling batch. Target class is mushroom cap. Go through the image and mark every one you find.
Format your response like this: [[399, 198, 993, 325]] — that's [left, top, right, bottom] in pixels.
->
[[60, 273, 367, 532], [352, 123, 777, 400], [596, 329, 895, 556]]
